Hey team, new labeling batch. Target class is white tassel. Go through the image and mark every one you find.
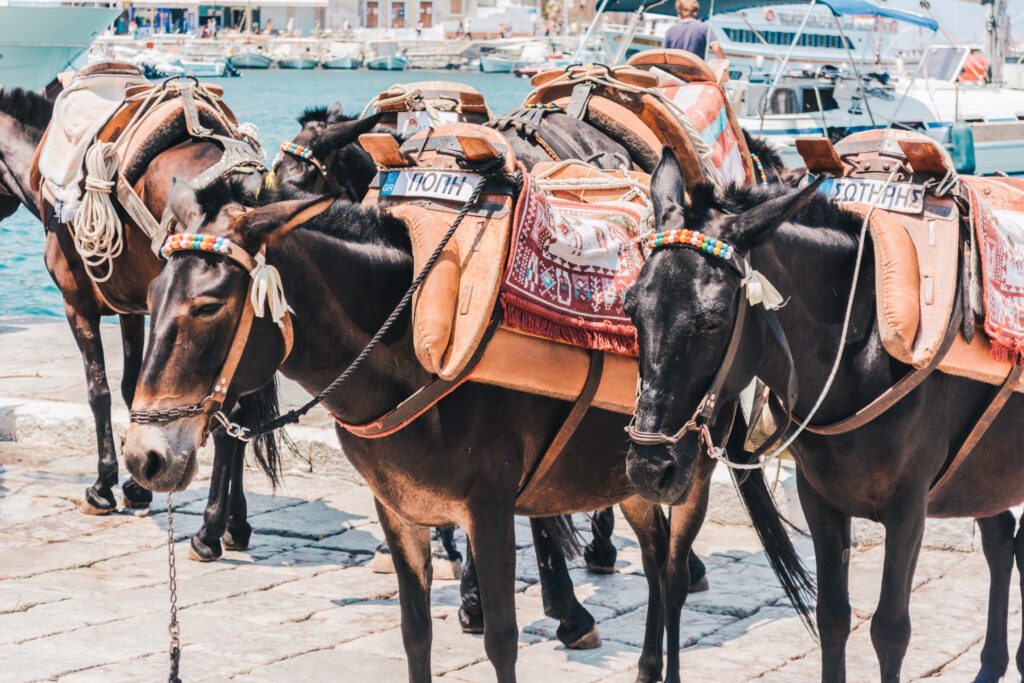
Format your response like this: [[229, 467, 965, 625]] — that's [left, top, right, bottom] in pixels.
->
[[249, 252, 290, 328], [741, 261, 786, 310]]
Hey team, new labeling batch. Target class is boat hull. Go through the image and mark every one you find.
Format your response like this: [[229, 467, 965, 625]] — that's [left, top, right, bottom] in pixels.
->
[[479, 55, 515, 73], [322, 55, 362, 69], [230, 51, 273, 69], [277, 57, 317, 70], [367, 56, 407, 71]]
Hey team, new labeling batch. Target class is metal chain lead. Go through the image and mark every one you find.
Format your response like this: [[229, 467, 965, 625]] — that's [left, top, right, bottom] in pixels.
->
[[167, 493, 182, 683]]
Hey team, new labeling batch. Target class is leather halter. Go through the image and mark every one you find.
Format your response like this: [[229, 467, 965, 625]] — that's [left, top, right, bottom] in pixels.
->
[[127, 199, 333, 437], [626, 234, 799, 461]]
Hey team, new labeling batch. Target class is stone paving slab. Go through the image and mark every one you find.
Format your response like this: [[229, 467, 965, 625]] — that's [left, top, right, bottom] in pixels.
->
[[0, 438, 1016, 682]]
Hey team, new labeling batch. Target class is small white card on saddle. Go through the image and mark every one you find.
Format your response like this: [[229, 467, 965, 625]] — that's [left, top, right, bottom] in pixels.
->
[[397, 110, 459, 134], [380, 170, 483, 203], [819, 177, 925, 215]]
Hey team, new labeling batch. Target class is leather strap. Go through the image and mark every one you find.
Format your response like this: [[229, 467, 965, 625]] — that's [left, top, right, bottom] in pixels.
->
[[202, 283, 257, 415], [802, 266, 964, 436], [929, 362, 1022, 496], [565, 83, 595, 120], [334, 317, 501, 438], [517, 350, 604, 501], [116, 173, 164, 252]]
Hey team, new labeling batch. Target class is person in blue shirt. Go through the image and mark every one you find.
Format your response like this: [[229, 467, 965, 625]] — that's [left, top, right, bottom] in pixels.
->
[[662, 0, 725, 60]]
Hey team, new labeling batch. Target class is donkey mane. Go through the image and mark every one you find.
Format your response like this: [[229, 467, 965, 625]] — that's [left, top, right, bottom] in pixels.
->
[[741, 131, 785, 175], [298, 106, 356, 126], [687, 182, 863, 237], [0, 88, 54, 130], [291, 199, 412, 251]]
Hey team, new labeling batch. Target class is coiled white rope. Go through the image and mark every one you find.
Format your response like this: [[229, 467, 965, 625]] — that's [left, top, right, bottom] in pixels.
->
[[73, 142, 123, 283]]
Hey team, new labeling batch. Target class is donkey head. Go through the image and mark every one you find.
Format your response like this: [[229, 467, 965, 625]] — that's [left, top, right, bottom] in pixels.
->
[[624, 149, 820, 505]]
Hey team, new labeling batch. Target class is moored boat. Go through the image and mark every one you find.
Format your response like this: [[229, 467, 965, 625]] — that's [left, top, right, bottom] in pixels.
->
[[322, 43, 363, 69], [277, 56, 317, 69], [479, 53, 517, 72], [229, 50, 272, 69], [367, 55, 407, 71]]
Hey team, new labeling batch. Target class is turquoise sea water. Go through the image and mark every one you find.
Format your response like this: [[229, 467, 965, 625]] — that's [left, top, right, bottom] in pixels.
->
[[0, 70, 533, 318]]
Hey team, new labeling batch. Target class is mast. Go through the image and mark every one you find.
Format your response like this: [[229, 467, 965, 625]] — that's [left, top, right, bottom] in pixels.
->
[[985, 0, 1009, 84]]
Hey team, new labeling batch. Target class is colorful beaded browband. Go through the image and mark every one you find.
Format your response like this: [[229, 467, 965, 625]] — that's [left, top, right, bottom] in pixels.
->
[[161, 233, 234, 259], [647, 229, 733, 259], [279, 141, 314, 160]]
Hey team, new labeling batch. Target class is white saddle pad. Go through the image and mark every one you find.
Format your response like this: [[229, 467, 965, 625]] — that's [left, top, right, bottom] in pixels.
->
[[38, 72, 148, 211]]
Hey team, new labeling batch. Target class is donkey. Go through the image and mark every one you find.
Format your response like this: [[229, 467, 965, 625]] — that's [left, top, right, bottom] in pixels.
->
[[626, 148, 1024, 682], [118, 168, 808, 682]]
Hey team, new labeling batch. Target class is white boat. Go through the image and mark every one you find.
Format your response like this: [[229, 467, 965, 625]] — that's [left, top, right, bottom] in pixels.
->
[[321, 43, 363, 69], [229, 50, 273, 69], [479, 52, 518, 73], [272, 40, 319, 70], [366, 54, 407, 71], [277, 56, 317, 69], [0, 0, 121, 91], [603, 2, 927, 75], [134, 49, 232, 78]]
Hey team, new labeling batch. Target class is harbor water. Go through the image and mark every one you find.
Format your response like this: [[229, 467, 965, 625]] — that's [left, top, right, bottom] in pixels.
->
[[0, 70, 533, 318]]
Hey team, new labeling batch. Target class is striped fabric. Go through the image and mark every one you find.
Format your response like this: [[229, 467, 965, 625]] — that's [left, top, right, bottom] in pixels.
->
[[656, 81, 747, 186]]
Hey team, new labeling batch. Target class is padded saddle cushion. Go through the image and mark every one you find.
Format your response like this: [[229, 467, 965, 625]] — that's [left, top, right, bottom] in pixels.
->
[[37, 66, 150, 206], [530, 160, 651, 206], [364, 123, 515, 380]]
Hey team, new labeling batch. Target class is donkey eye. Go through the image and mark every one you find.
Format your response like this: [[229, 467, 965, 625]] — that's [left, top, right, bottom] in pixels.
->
[[192, 302, 224, 317]]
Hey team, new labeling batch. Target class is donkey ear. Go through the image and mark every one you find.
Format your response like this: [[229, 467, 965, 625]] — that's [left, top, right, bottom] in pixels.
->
[[651, 147, 686, 231], [168, 178, 203, 229], [325, 102, 345, 124], [318, 112, 385, 151], [728, 176, 825, 250], [235, 195, 337, 249]]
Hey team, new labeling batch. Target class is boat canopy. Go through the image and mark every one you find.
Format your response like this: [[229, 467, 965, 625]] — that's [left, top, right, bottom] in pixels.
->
[[603, 0, 938, 31]]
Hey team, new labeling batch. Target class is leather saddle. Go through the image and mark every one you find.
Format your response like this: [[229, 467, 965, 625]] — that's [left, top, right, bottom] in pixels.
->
[[797, 128, 1024, 391], [366, 81, 492, 133], [523, 55, 755, 190], [360, 123, 639, 413]]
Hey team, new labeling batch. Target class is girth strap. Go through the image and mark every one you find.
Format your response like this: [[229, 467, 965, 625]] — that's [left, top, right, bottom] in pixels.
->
[[517, 350, 604, 501], [487, 106, 580, 162], [333, 317, 501, 438], [928, 362, 1022, 497]]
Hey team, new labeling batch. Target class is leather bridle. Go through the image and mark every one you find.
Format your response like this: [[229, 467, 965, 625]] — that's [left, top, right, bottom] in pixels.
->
[[626, 231, 799, 463], [128, 199, 334, 441], [275, 141, 359, 201]]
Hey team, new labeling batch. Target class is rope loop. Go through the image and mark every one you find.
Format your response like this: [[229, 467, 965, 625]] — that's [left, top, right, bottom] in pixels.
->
[[73, 142, 124, 283]]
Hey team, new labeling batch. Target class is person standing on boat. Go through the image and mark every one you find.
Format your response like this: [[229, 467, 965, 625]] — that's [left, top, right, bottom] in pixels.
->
[[663, 0, 724, 60]]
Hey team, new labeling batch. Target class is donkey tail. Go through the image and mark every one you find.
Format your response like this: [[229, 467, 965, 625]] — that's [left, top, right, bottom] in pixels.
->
[[729, 443, 817, 636], [538, 515, 583, 560]]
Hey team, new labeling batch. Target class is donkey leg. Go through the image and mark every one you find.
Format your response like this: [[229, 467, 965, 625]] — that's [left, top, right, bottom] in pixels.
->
[[223, 439, 252, 551], [531, 517, 600, 649], [796, 471, 852, 683], [974, 512, 1014, 683], [458, 538, 484, 634], [466, 507, 519, 683], [584, 507, 617, 574], [376, 499, 433, 683], [117, 313, 152, 509], [64, 303, 119, 515], [872, 492, 927, 683], [620, 495, 669, 683], [663, 461, 714, 683], [189, 425, 241, 561], [1012, 516, 1024, 678], [431, 525, 462, 580]]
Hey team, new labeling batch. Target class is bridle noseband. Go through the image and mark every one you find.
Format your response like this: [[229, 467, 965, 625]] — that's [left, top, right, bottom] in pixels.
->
[[626, 227, 799, 464]]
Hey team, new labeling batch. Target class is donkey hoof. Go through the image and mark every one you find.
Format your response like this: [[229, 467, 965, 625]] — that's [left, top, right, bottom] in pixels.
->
[[222, 525, 252, 551], [584, 544, 617, 575], [80, 488, 116, 515], [431, 556, 462, 581], [585, 562, 616, 575], [689, 575, 710, 593], [565, 625, 602, 650], [458, 605, 484, 634], [121, 479, 153, 508], [971, 667, 1005, 683], [370, 544, 395, 574], [189, 534, 222, 562]]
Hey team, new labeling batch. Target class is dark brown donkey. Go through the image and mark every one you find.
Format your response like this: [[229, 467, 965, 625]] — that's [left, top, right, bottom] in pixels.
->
[[121, 156, 808, 682], [0, 86, 279, 543]]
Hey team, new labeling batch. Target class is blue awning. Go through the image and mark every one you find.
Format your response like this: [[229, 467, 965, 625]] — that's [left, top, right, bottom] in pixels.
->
[[603, 0, 938, 31]]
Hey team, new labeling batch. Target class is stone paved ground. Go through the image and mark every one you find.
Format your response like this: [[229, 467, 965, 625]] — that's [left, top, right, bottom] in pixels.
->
[[1, 438, 1019, 682]]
